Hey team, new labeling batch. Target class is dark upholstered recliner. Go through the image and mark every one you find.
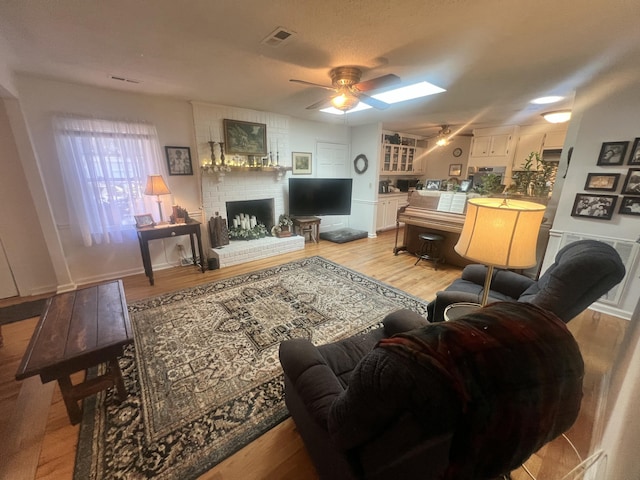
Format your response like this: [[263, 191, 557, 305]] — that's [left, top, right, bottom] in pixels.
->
[[427, 239, 626, 323], [279, 302, 584, 480]]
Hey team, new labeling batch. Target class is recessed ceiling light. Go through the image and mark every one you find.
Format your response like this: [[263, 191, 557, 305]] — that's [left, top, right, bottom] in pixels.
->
[[321, 81, 445, 115], [531, 96, 564, 105]]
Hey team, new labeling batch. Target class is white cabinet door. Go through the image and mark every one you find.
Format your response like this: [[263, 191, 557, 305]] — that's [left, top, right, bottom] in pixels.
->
[[513, 133, 545, 169], [489, 134, 511, 156], [471, 136, 491, 157]]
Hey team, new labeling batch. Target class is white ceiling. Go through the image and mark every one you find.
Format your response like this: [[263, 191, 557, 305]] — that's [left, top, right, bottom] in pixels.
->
[[1, 0, 639, 138]]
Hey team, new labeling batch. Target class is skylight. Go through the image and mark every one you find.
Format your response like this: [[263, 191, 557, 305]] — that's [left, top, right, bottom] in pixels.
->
[[320, 81, 446, 115]]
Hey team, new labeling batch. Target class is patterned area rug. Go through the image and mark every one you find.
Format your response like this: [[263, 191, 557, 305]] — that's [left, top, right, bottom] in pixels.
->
[[74, 256, 430, 480]]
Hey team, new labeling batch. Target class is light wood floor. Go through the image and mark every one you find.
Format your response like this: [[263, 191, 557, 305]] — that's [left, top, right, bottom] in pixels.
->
[[0, 229, 629, 480]]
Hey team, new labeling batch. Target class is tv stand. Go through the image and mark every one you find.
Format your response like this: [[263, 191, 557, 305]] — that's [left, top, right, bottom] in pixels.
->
[[292, 216, 321, 243]]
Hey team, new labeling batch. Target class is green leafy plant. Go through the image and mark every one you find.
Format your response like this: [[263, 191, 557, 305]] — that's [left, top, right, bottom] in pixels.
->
[[510, 152, 556, 197], [472, 173, 504, 195]]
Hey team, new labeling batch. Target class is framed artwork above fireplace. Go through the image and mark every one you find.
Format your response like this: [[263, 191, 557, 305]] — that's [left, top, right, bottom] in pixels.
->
[[223, 119, 267, 156]]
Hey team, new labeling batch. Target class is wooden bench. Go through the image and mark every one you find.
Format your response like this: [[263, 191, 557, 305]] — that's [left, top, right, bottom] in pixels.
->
[[15, 280, 133, 425]]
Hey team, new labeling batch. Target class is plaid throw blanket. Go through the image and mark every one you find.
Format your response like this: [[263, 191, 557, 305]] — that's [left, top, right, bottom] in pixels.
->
[[378, 302, 584, 479]]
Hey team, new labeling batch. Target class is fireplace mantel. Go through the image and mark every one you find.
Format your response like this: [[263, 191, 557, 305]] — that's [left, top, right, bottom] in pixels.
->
[[200, 165, 292, 181]]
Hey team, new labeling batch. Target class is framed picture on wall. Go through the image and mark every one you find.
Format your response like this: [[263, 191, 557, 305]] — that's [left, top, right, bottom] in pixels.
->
[[596, 141, 628, 166], [292, 152, 312, 175], [223, 119, 267, 156], [619, 196, 640, 215], [448, 163, 462, 176], [629, 137, 640, 165], [621, 168, 640, 195], [584, 173, 620, 191], [165, 146, 193, 175], [571, 193, 617, 220]]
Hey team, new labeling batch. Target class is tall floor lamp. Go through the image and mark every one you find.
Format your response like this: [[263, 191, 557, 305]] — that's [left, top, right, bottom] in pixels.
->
[[454, 197, 546, 306], [144, 174, 171, 224]]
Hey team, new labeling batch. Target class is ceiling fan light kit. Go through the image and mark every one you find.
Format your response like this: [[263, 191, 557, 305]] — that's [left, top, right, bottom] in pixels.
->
[[542, 110, 572, 123]]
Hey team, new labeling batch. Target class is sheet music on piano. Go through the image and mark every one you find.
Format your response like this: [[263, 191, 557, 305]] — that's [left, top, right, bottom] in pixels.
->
[[437, 192, 467, 214]]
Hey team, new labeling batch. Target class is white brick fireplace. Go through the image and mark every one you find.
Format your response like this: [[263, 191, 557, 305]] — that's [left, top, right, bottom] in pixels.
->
[[193, 102, 305, 266]]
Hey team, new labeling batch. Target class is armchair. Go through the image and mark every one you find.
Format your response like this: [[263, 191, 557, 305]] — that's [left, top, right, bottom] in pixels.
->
[[427, 239, 626, 323], [279, 302, 584, 480]]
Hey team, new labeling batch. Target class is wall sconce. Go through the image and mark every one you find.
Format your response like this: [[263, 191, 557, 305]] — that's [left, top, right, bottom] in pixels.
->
[[542, 110, 572, 123]]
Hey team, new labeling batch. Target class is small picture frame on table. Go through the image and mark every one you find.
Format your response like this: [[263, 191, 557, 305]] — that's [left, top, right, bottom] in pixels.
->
[[571, 193, 617, 220], [596, 141, 628, 166], [165, 146, 193, 175], [134, 213, 155, 228], [292, 152, 312, 175], [425, 179, 441, 191], [584, 173, 620, 191]]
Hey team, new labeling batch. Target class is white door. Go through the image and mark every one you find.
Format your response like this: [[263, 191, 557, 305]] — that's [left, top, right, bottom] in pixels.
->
[[316, 142, 349, 230], [0, 237, 18, 299]]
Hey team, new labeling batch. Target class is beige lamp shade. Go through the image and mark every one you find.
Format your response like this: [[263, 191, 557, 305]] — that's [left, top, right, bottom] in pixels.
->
[[144, 175, 171, 196], [144, 174, 171, 223], [455, 198, 546, 269]]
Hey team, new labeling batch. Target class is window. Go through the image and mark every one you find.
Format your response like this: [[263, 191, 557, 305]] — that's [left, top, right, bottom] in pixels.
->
[[54, 116, 167, 246]]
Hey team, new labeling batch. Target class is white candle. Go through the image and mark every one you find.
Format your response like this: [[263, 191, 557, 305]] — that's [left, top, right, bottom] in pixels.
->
[[233, 219, 238, 228], [250, 218, 256, 228]]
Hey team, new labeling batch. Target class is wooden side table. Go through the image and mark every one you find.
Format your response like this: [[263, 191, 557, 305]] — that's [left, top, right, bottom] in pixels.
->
[[15, 280, 133, 424], [136, 220, 205, 285], [292, 216, 321, 243]]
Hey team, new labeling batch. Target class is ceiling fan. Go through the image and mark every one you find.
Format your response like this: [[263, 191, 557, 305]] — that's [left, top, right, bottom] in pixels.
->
[[428, 125, 452, 146], [290, 66, 400, 111]]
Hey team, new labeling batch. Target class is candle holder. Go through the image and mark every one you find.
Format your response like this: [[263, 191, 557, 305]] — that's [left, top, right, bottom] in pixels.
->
[[219, 142, 226, 166], [208, 141, 217, 165]]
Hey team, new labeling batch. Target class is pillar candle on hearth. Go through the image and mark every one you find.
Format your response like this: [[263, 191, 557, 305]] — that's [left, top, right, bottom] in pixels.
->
[[233, 219, 239, 228]]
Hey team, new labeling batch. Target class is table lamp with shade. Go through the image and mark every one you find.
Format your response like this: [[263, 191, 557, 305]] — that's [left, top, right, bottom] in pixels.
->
[[144, 174, 171, 224], [454, 197, 546, 306]]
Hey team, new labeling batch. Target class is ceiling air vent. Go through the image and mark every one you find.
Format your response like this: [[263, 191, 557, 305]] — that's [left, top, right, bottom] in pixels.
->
[[108, 74, 141, 84], [261, 27, 296, 47]]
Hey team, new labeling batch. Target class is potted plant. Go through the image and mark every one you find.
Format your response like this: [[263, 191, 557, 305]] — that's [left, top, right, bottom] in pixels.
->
[[272, 214, 293, 237], [510, 151, 557, 201]]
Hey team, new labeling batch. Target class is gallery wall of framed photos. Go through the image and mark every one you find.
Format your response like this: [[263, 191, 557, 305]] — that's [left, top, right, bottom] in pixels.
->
[[572, 137, 640, 219]]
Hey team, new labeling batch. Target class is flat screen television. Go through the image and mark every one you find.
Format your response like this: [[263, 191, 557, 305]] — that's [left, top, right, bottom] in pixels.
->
[[289, 178, 353, 216]]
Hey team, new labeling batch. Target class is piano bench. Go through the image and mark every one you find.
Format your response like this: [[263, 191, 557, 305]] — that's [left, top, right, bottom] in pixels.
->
[[414, 232, 445, 270]]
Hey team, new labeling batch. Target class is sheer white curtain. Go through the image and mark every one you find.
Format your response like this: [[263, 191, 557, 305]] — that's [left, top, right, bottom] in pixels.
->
[[54, 115, 168, 246]]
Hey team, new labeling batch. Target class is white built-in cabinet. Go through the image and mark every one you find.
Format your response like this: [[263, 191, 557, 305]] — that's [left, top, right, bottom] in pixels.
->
[[513, 133, 546, 169], [376, 193, 408, 231], [380, 132, 422, 174], [470, 131, 513, 158]]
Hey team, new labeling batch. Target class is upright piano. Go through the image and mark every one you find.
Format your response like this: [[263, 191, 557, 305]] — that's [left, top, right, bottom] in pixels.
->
[[394, 191, 471, 267]]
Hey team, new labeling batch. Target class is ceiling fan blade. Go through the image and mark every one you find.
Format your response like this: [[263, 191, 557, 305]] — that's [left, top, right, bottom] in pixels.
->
[[305, 97, 333, 110], [353, 91, 390, 110], [289, 79, 336, 91], [354, 73, 401, 92]]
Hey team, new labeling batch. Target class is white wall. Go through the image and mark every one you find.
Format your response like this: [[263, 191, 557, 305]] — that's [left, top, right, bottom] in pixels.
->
[[14, 75, 200, 286], [0, 100, 57, 295], [421, 136, 472, 182], [350, 123, 381, 235], [544, 72, 640, 317]]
